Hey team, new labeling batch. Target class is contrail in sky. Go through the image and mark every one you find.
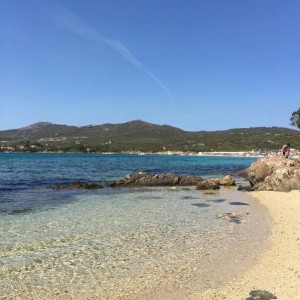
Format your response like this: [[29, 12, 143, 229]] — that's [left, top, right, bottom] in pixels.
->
[[53, 7, 174, 102]]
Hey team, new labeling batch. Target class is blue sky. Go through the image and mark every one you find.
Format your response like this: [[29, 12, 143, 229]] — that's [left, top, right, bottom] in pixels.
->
[[0, 0, 299, 131]]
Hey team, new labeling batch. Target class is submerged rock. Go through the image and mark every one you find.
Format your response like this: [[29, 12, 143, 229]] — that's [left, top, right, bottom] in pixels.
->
[[53, 182, 103, 190], [203, 191, 217, 195], [237, 185, 254, 192], [216, 212, 247, 224], [247, 157, 300, 191], [246, 289, 277, 300]]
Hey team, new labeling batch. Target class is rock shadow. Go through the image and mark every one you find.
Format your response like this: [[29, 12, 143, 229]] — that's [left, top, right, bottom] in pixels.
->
[[192, 203, 210, 208], [229, 201, 249, 206], [182, 196, 200, 200], [207, 199, 226, 203]]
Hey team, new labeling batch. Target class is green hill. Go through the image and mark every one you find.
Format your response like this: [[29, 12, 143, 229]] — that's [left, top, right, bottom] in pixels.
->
[[0, 120, 299, 153]]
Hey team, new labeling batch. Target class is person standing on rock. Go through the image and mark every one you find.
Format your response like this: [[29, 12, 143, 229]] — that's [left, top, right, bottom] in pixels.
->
[[281, 143, 291, 158]]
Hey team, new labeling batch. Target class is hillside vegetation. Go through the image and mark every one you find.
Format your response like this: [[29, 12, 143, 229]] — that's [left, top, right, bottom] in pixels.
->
[[0, 120, 299, 153]]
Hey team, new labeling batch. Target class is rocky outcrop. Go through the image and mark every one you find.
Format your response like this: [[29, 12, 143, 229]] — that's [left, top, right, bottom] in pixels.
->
[[50, 173, 238, 190], [107, 172, 237, 190], [247, 157, 300, 191], [107, 172, 204, 187]]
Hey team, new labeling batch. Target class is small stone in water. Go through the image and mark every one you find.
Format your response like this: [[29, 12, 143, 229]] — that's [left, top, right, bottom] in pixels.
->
[[246, 289, 277, 300]]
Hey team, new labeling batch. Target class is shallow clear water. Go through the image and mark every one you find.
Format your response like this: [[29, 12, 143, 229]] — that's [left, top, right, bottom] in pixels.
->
[[0, 153, 256, 213], [0, 154, 265, 299]]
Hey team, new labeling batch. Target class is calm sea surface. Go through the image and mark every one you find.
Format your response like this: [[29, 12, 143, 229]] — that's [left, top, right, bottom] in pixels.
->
[[0, 154, 268, 299], [0, 153, 256, 214]]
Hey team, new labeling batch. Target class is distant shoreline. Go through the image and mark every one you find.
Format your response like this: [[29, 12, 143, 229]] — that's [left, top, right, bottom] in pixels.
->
[[1, 150, 299, 159], [0, 150, 279, 157]]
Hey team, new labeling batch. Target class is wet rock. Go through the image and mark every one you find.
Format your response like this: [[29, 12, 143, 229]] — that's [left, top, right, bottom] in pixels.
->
[[219, 175, 236, 186], [53, 182, 103, 190], [247, 157, 300, 191], [246, 289, 277, 300], [196, 179, 220, 190], [237, 185, 254, 192], [107, 172, 239, 189], [107, 172, 204, 187]]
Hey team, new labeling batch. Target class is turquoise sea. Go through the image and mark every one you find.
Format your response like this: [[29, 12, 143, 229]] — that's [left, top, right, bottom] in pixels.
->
[[0, 154, 269, 299]]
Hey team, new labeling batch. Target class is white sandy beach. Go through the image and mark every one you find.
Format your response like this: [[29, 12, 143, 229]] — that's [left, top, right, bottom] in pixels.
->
[[195, 190, 300, 300]]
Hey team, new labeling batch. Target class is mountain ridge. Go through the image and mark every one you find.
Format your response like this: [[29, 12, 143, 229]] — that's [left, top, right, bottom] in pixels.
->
[[1, 120, 299, 153]]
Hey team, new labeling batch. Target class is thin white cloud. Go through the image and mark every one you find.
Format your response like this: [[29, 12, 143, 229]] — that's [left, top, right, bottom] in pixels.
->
[[53, 7, 174, 102], [105, 39, 143, 69], [143, 69, 174, 102]]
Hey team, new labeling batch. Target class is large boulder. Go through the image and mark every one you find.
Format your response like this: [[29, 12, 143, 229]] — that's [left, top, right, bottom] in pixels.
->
[[247, 157, 300, 191], [107, 172, 204, 187]]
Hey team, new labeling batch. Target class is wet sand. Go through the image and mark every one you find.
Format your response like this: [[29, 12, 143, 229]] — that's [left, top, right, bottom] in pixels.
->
[[196, 190, 300, 299]]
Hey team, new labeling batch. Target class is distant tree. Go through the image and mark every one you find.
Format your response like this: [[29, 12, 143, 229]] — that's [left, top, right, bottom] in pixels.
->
[[290, 107, 300, 129]]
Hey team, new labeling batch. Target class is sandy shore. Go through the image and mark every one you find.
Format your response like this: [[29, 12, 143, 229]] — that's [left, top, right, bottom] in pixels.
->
[[194, 190, 300, 300]]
